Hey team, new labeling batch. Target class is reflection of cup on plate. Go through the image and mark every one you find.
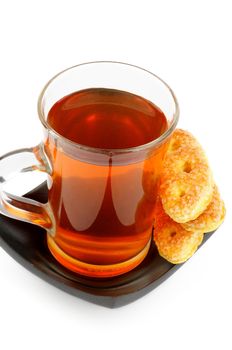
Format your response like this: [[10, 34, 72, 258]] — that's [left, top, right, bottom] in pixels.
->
[[0, 62, 179, 278]]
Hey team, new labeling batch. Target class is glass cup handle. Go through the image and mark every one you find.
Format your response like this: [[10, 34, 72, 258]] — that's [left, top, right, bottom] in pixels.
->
[[0, 144, 54, 234]]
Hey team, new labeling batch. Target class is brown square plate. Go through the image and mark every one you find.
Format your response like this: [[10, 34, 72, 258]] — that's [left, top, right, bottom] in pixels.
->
[[0, 183, 214, 308]]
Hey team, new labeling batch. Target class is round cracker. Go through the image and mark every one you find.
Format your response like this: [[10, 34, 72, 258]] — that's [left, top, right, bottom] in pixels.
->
[[160, 129, 214, 223], [153, 198, 203, 264]]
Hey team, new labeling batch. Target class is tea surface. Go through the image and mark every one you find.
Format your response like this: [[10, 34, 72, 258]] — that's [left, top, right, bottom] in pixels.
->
[[47, 88, 167, 149]]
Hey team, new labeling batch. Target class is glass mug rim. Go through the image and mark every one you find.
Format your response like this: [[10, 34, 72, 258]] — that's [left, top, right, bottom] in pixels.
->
[[37, 61, 180, 155]]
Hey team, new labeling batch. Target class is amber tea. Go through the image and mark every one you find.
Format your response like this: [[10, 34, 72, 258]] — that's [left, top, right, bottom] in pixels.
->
[[45, 88, 168, 276]]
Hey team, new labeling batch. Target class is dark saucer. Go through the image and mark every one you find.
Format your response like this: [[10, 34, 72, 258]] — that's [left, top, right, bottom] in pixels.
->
[[0, 183, 214, 308]]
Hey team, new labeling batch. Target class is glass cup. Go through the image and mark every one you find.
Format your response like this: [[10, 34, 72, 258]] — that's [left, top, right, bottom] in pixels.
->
[[0, 62, 179, 278]]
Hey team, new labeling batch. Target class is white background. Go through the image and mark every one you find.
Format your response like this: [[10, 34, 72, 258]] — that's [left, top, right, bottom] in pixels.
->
[[0, 1, 231, 349]]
